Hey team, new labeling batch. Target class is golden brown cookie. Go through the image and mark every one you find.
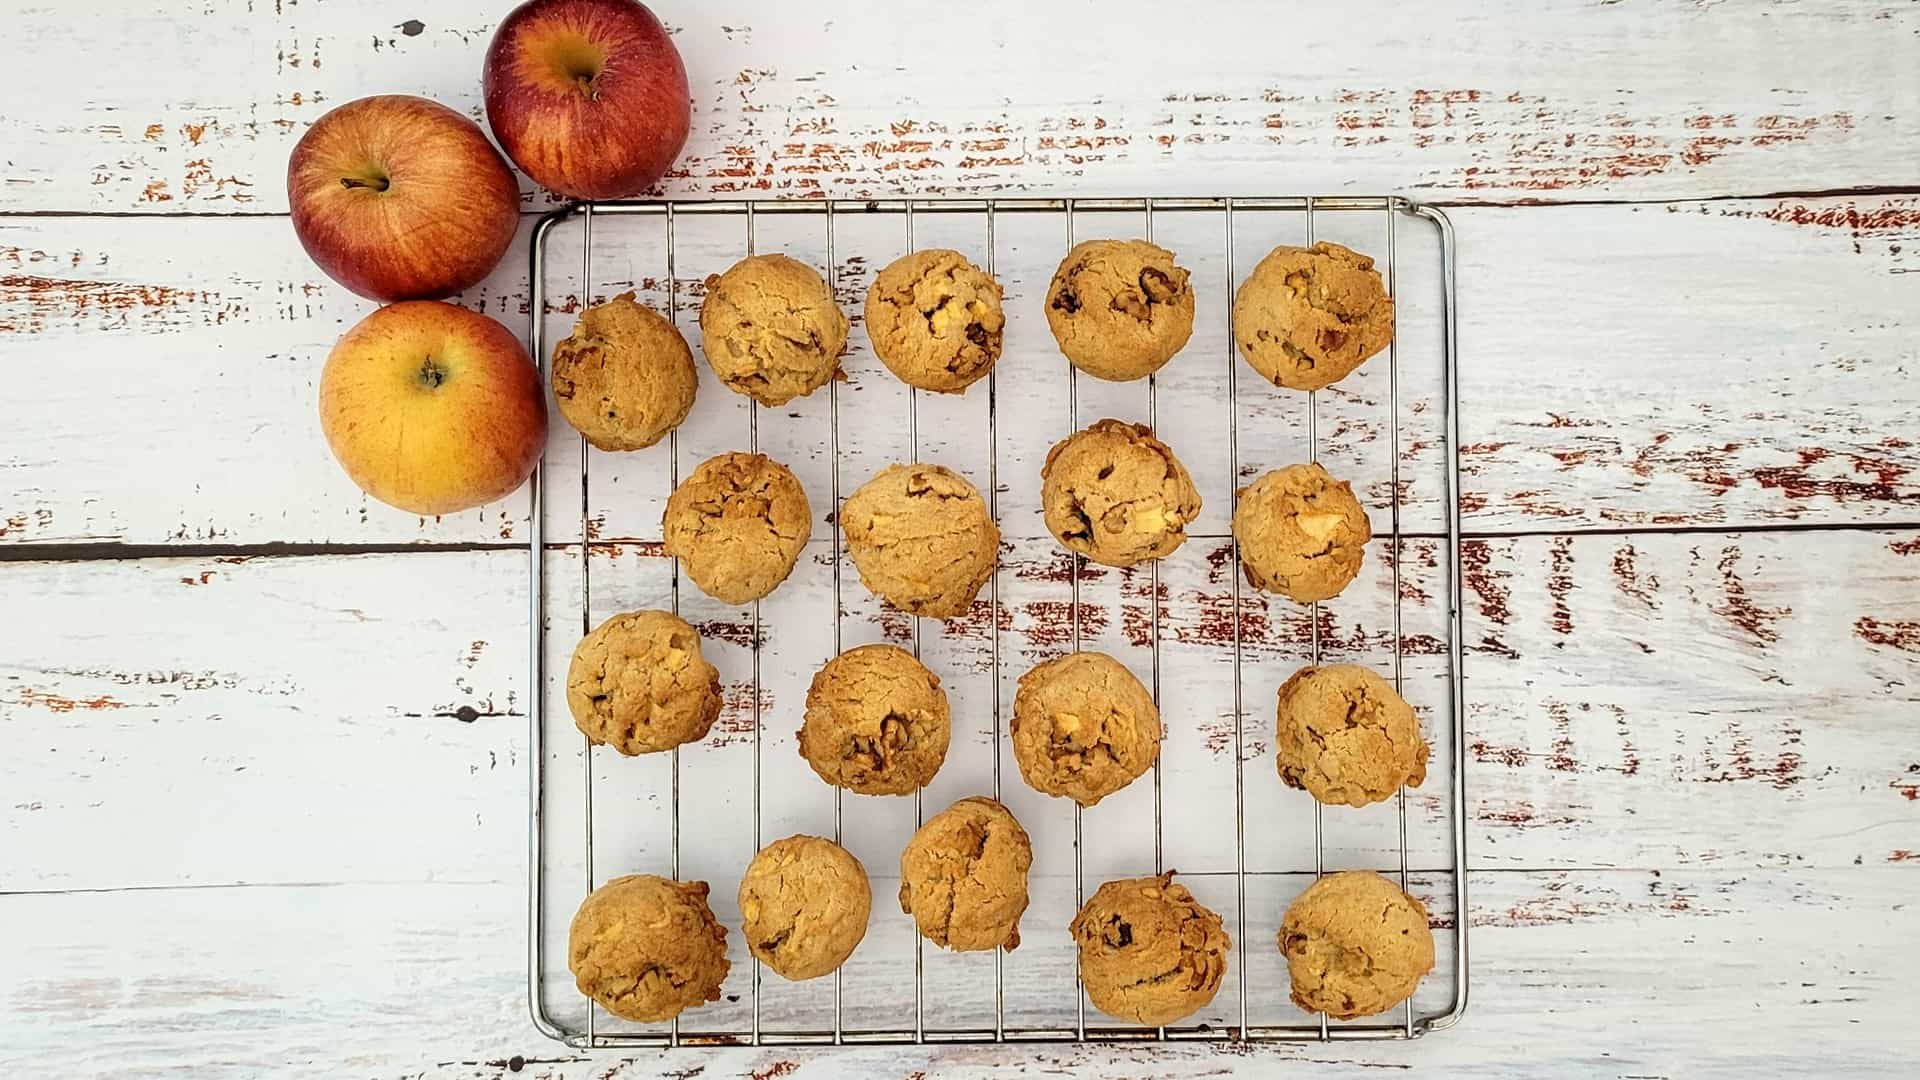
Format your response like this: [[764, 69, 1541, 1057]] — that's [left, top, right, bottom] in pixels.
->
[[662, 452, 811, 604], [1275, 664, 1428, 807], [1279, 871, 1434, 1019], [1070, 872, 1231, 1026], [551, 291, 698, 451], [568, 874, 729, 1023], [841, 463, 999, 619], [739, 835, 871, 981], [566, 609, 722, 755], [1041, 419, 1201, 567], [1232, 463, 1371, 603], [699, 254, 849, 406], [898, 796, 1033, 952], [1044, 239, 1195, 381], [864, 249, 1004, 393], [798, 644, 950, 795], [1011, 651, 1161, 807], [1233, 241, 1394, 392]]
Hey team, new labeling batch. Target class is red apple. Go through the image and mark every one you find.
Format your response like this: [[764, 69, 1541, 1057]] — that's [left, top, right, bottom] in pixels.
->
[[288, 95, 520, 302], [483, 0, 691, 200], [319, 302, 548, 516]]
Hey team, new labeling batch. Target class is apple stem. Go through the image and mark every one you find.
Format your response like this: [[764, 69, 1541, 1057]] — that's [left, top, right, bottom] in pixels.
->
[[340, 175, 391, 193], [418, 357, 446, 389]]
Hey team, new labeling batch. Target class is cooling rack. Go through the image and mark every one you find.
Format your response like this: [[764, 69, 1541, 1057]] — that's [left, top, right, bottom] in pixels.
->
[[524, 196, 1465, 1048]]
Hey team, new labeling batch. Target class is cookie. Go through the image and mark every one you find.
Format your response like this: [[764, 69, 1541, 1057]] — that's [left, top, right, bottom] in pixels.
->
[[1275, 664, 1428, 807], [1041, 418, 1201, 567], [1279, 871, 1434, 1019], [568, 874, 729, 1023], [699, 253, 849, 406], [864, 248, 1005, 393], [1011, 651, 1161, 807], [1232, 463, 1371, 603], [551, 291, 698, 451], [565, 609, 722, 755], [841, 463, 999, 619], [1070, 872, 1231, 1026], [1233, 241, 1394, 392], [898, 796, 1033, 951], [739, 835, 872, 981], [662, 452, 811, 604], [798, 644, 950, 795], [1044, 239, 1195, 381]]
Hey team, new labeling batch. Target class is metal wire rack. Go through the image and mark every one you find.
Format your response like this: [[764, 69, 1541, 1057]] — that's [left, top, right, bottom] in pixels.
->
[[526, 195, 1465, 1048]]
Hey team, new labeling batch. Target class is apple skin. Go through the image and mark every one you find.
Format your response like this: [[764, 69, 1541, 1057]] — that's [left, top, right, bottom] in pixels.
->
[[484, 0, 691, 201], [319, 301, 548, 516], [288, 95, 520, 302]]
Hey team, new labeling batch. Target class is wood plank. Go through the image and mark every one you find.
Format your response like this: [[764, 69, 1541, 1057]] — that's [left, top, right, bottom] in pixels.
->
[[7, 529, 1916, 896], [6, 195, 1919, 547], [4, 0, 1917, 212], [2, 868, 1912, 1076]]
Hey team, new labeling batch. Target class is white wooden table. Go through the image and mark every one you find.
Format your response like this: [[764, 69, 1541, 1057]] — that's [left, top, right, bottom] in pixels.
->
[[4, 1, 1918, 1076]]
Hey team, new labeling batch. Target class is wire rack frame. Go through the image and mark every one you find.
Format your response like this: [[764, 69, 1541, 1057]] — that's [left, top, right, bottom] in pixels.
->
[[525, 195, 1466, 1049]]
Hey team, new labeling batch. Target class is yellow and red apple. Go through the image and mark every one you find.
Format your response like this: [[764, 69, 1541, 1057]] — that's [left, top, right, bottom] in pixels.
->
[[319, 302, 548, 516], [288, 95, 520, 302], [484, 0, 691, 200]]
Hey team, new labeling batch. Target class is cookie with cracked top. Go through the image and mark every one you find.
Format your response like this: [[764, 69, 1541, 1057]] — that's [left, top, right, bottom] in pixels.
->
[[698, 253, 849, 406], [565, 608, 721, 755], [798, 643, 950, 795], [864, 248, 1004, 393], [1231, 462, 1371, 603], [1279, 870, 1433, 1019], [1041, 418, 1200, 568], [568, 874, 729, 1023], [1011, 650, 1161, 807], [1275, 663, 1428, 807], [1070, 871, 1230, 1026], [841, 462, 998, 619], [1044, 239, 1194, 381], [661, 451, 811, 604], [1233, 241, 1394, 392], [739, 834, 871, 980], [898, 796, 1032, 951]]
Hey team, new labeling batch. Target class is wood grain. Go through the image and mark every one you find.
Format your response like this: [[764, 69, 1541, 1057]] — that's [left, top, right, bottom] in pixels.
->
[[7, 529, 1915, 897], [3, 0, 1917, 213], [5, 194, 1918, 548], [4, 869, 1912, 1076]]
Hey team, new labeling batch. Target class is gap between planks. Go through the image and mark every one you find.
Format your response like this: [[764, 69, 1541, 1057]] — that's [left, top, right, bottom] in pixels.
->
[[0, 182, 1917, 222], [8, 518, 1920, 565]]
